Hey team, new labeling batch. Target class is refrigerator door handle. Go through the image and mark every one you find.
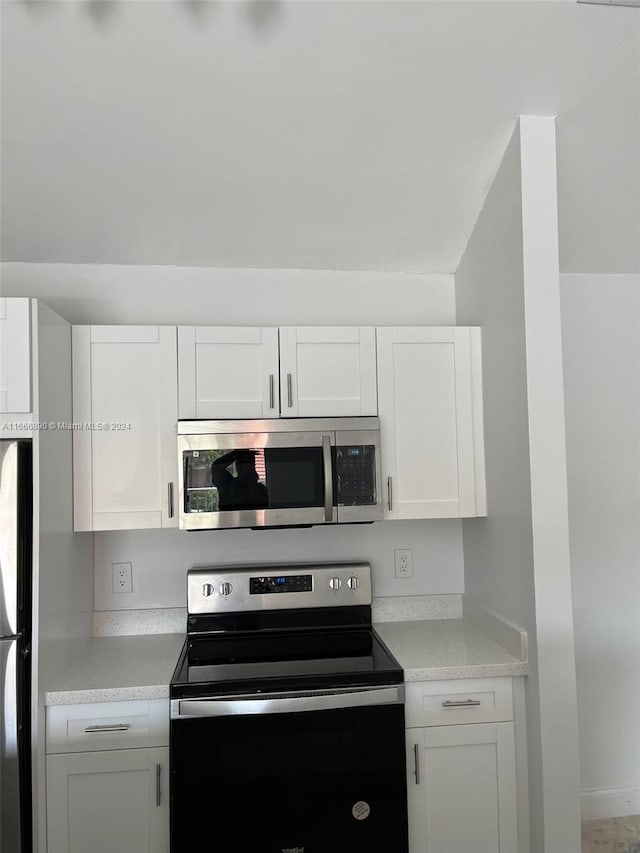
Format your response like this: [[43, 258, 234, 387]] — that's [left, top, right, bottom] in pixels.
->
[[1, 638, 26, 852]]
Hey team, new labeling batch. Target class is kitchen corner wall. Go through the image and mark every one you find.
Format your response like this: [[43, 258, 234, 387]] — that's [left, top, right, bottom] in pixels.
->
[[1, 261, 465, 610], [455, 119, 582, 852]]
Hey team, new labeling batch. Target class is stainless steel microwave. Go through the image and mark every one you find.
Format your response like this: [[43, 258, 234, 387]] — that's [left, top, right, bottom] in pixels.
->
[[177, 418, 382, 530]]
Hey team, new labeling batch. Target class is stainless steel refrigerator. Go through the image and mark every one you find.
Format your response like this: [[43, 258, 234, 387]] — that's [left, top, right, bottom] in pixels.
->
[[0, 440, 33, 853]]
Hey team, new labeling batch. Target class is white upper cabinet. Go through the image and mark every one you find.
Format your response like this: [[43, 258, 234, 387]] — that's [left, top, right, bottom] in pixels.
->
[[178, 327, 279, 420], [178, 326, 377, 420], [377, 327, 486, 519], [73, 326, 178, 532], [0, 297, 31, 414], [279, 327, 377, 417]]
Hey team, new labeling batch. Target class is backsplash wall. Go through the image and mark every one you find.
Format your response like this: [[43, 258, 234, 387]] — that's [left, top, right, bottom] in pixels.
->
[[94, 519, 464, 611]]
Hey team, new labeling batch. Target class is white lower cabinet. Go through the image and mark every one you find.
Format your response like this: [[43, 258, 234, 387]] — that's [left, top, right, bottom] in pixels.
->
[[405, 678, 518, 853], [46, 747, 169, 853], [46, 700, 170, 853]]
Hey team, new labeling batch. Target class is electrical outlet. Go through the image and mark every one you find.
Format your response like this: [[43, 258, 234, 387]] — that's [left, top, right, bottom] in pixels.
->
[[394, 548, 414, 579], [112, 562, 133, 594]]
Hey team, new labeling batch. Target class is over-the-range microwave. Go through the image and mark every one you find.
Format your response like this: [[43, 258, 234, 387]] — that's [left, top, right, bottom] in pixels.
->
[[177, 417, 383, 530]]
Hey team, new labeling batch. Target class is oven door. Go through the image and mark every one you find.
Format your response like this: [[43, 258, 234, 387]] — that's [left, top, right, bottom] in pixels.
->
[[170, 687, 408, 853], [178, 429, 336, 530]]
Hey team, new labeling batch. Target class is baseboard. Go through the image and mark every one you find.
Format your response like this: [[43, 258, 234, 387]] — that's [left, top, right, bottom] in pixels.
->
[[581, 786, 640, 821]]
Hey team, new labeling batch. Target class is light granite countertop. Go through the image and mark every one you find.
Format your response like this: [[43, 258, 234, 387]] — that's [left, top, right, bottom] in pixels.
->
[[375, 618, 527, 681], [43, 598, 527, 705], [43, 633, 186, 706]]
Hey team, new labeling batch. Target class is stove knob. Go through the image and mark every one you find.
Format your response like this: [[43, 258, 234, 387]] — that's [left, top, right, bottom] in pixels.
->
[[329, 576, 342, 591], [202, 583, 215, 597], [219, 582, 233, 597], [347, 576, 359, 590]]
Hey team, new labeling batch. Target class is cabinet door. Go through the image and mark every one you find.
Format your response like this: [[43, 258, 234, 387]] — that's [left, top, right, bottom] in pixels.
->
[[0, 297, 31, 414], [377, 327, 486, 519], [73, 326, 178, 531], [279, 327, 377, 417], [407, 723, 517, 853], [47, 747, 169, 853], [178, 326, 279, 419]]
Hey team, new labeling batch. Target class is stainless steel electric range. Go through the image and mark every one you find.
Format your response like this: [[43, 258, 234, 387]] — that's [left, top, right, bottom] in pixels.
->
[[170, 562, 408, 853]]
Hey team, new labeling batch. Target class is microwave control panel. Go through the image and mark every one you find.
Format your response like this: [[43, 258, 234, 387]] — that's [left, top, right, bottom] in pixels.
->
[[335, 445, 376, 506]]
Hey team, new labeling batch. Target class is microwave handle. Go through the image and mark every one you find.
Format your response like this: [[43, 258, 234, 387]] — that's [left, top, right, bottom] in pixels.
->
[[322, 434, 333, 522]]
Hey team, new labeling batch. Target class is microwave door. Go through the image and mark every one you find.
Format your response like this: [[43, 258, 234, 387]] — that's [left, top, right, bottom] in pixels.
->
[[179, 431, 336, 529]]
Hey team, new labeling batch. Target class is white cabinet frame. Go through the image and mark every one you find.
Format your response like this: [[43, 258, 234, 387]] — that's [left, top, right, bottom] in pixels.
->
[[279, 326, 377, 417], [0, 297, 31, 414], [72, 326, 178, 531], [46, 747, 169, 853], [377, 326, 486, 519], [407, 722, 518, 853], [178, 325, 378, 420], [178, 326, 279, 420]]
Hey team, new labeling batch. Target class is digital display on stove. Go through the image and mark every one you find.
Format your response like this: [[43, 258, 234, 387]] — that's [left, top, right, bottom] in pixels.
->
[[250, 574, 313, 594]]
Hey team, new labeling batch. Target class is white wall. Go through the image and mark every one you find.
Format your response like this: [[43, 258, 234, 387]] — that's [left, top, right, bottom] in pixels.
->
[[560, 273, 640, 818], [455, 119, 581, 853], [94, 520, 464, 611], [2, 1, 638, 274], [0, 263, 454, 326], [31, 301, 93, 853], [455, 124, 541, 853], [34, 303, 93, 650]]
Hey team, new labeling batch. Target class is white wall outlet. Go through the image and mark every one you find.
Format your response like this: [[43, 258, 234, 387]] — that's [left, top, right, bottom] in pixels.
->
[[112, 562, 133, 594], [394, 548, 414, 579]]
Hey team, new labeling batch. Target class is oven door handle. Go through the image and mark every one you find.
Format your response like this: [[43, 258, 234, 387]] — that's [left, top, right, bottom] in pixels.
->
[[171, 685, 404, 719]]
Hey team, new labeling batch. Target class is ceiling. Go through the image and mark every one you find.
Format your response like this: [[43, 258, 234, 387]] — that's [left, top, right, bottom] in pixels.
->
[[1, 1, 638, 273]]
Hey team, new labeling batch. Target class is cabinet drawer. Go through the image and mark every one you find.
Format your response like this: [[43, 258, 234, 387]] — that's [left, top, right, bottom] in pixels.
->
[[405, 678, 513, 727], [46, 699, 169, 754]]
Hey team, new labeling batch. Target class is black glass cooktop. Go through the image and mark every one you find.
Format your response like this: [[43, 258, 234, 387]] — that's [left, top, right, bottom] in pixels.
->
[[170, 627, 403, 700]]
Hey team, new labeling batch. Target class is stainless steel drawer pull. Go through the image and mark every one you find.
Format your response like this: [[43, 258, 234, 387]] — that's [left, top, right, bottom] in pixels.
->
[[287, 373, 293, 408], [442, 699, 482, 708], [387, 476, 393, 511], [168, 482, 174, 518], [156, 763, 162, 807], [269, 374, 275, 409], [413, 743, 420, 785], [84, 723, 132, 734]]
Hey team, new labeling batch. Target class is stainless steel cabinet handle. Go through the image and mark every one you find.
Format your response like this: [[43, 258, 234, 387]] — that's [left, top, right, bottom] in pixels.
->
[[387, 476, 393, 511], [322, 435, 333, 523], [168, 482, 174, 518], [442, 699, 482, 708], [287, 373, 293, 408], [84, 723, 131, 734], [269, 374, 275, 409], [156, 763, 162, 807], [414, 743, 420, 785]]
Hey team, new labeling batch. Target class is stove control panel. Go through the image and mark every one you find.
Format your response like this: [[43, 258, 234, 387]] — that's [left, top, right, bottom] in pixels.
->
[[250, 575, 313, 595], [187, 562, 372, 614]]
